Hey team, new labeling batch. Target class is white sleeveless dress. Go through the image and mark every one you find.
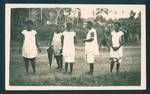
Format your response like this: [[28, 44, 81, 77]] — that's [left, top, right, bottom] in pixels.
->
[[22, 30, 38, 58], [85, 28, 99, 63], [110, 31, 124, 63], [62, 31, 76, 63]]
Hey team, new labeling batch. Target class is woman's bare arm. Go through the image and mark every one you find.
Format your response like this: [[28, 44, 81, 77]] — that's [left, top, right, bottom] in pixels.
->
[[83, 32, 94, 42]]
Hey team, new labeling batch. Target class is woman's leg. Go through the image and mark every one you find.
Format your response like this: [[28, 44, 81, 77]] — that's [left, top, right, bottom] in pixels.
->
[[23, 57, 29, 74], [116, 63, 120, 73], [55, 56, 60, 69], [70, 63, 73, 74], [87, 54, 94, 75], [60, 55, 63, 69], [31, 58, 36, 74], [90, 63, 94, 75], [65, 63, 68, 72], [110, 60, 115, 73], [116, 58, 121, 73]]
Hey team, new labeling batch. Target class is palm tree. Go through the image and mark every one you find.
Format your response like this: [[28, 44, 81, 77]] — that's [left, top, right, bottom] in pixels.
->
[[63, 8, 72, 24], [28, 8, 41, 27], [54, 8, 61, 24], [28, 8, 40, 21], [96, 8, 109, 16], [95, 8, 111, 49], [76, 8, 81, 26], [95, 8, 110, 24]]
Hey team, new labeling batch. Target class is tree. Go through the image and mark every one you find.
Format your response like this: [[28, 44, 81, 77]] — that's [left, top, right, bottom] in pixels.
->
[[11, 8, 29, 27], [95, 8, 111, 48], [118, 10, 141, 44], [28, 8, 41, 27], [128, 10, 138, 43], [76, 8, 81, 26], [63, 8, 72, 24], [96, 8, 109, 16]]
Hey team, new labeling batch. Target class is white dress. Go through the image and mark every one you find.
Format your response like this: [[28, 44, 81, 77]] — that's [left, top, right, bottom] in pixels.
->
[[85, 28, 99, 63], [62, 31, 76, 63], [51, 32, 62, 56], [110, 31, 124, 62], [22, 30, 38, 58]]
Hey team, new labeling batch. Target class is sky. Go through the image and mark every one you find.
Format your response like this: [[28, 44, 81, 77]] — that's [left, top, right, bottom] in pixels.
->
[[79, 7, 141, 19], [8, 4, 143, 20]]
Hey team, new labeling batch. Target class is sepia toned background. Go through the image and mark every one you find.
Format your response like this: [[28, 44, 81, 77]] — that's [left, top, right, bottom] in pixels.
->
[[9, 6, 142, 87]]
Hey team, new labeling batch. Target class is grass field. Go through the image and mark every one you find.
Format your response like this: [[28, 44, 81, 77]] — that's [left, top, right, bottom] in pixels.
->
[[9, 46, 141, 86]]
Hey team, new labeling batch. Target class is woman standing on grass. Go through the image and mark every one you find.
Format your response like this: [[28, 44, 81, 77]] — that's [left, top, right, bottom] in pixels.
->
[[21, 20, 41, 74], [109, 22, 125, 73], [62, 22, 76, 74], [51, 25, 63, 70], [83, 21, 99, 75]]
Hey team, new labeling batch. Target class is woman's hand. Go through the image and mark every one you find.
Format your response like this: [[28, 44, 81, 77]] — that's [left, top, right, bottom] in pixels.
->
[[49, 44, 53, 48], [60, 48, 63, 53], [38, 48, 41, 53], [112, 47, 119, 51], [83, 39, 86, 43]]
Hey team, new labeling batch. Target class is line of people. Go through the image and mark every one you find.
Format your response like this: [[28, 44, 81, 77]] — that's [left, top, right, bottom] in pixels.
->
[[21, 20, 125, 75]]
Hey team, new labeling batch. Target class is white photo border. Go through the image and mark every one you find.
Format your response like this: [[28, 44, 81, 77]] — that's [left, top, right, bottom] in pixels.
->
[[5, 4, 146, 90]]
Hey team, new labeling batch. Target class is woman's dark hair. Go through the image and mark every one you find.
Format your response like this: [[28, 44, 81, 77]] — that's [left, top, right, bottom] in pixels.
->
[[56, 25, 60, 31], [87, 21, 93, 27], [66, 22, 73, 30], [114, 22, 121, 27], [26, 20, 34, 25]]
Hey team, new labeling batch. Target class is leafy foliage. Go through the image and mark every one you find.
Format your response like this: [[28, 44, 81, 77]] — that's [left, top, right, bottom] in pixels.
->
[[11, 8, 141, 46]]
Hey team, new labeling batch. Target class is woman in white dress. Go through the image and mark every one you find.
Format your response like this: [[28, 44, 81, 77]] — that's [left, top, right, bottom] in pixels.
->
[[51, 25, 63, 69], [21, 20, 41, 74], [62, 22, 76, 74], [110, 22, 125, 73], [83, 21, 99, 75]]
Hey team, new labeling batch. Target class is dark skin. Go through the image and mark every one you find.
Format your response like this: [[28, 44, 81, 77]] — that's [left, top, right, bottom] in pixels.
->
[[110, 36, 125, 51], [62, 25, 76, 74], [61, 28, 77, 47], [83, 22, 95, 75], [83, 32, 94, 43], [20, 22, 41, 74], [35, 35, 41, 53], [61, 35, 64, 51], [20, 34, 24, 53], [83, 25, 94, 43], [110, 24, 125, 51], [20, 23, 41, 53], [110, 23, 125, 73], [61, 36, 77, 49], [50, 27, 61, 47], [51, 27, 63, 69]]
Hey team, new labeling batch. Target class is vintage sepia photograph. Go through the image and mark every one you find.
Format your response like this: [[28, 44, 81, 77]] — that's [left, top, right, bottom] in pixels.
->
[[5, 4, 146, 90]]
